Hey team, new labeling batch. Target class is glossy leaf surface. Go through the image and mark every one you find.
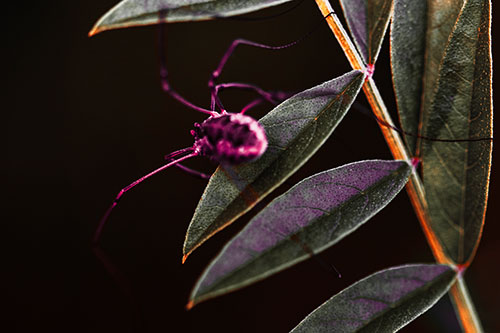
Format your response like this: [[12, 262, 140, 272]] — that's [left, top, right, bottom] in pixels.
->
[[183, 71, 365, 259], [291, 264, 457, 332], [421, 0, 492, 265], [339, 0, 393, 65], [189, 160, 412, 306], [90, 0, 293, 36], [391, 0, 465, 155]]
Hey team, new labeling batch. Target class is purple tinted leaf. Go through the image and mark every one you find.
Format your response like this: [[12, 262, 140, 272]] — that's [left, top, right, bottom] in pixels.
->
[[183, 71, 365, 259], [339, 0, 393, 65], [189, 160, 412, 306], [90, 0, 294, 36], [291, 264, 457, 332]]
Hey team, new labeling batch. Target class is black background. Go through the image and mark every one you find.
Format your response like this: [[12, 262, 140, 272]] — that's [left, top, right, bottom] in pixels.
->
[[6, 1, 499, 332]]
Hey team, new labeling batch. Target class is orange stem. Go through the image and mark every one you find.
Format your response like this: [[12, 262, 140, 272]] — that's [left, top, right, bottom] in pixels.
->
[[449, 275, 484, 332]]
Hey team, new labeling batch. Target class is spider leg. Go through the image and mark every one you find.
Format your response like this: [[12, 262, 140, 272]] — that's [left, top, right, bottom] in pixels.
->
[[165, 156, 211, 180], [158, 24, 218, 116], [172, 163, 212, 180], [91, 245, 146, 330], [208, 12, 336, 110], [240, 98, 265, 115], [164, 148, 212, 179], [211, 82, 293, 112], [93, 148, 198, 243], [208, 38, 301, 111]]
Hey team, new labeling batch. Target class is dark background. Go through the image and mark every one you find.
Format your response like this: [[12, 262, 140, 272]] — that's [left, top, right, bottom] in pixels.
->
[[6, 1, 499, 332]]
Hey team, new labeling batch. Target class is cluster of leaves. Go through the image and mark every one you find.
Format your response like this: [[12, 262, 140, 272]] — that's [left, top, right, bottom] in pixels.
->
[[91, 0, 492, 331]]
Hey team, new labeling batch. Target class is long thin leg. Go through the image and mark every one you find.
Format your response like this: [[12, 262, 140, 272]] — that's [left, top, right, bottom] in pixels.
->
[[92, 246, 146, 330], [165, 157, 211, 180], [158, 24, 217, 116], [240, 98, 264, 114], [171, 163, 211, 180], [164, 147, 195, 161], [164, 147, 212, 179], [211, 82, 293, 111], [93, 148, 198, 243], [209, 38, 302, 86], [208, 13, 335, 110], [353, 102, 494, 145], [289, 234, 341, 278], [208, 39, 301, 110]]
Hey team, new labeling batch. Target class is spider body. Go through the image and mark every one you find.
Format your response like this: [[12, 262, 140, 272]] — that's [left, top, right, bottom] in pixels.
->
[[192, 112, 267, 165], [93, 27, 296, 243]]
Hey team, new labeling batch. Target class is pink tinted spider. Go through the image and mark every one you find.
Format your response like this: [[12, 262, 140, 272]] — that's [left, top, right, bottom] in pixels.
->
[[93, 25, 303, 243]]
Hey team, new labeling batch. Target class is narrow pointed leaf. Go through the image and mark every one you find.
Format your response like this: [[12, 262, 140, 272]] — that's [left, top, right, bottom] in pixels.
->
[[90, 0, 293, 36], [421, 0, 492, 265], [291, 264, 457, 333], [183, 71, 365, 259], [390, 0, 427, 155], [189, 160, 412, 306], [339, 0, 393, 65], [391, 0, 465, 155]]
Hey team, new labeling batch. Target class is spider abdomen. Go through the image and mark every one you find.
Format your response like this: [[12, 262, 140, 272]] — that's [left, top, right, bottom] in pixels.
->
[[192, 113, 267, 165]]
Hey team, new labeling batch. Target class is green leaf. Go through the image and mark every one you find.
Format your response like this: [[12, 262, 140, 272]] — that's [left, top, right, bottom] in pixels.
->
[[188, 160, 412, 307], [339, 0, 393, 65], [89, 0, 294, 36], [391, 0, 465, 155], [421, 0, 492, 265], [290, 264, 457, 333], [183, 70, 365, 260]]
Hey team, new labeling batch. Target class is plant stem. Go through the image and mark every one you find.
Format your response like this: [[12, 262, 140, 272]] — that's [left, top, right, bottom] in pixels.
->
[[449, 275, 484, 332], [313, 0, 483, 331]]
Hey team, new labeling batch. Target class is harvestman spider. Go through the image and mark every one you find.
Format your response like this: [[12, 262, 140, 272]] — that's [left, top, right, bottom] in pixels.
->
[[92, 16, 330, 243]]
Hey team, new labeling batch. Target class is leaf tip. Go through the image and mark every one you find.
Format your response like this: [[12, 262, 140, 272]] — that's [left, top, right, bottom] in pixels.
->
[[182, 253, 189, 264], [88, 25, 101, 37], [185, 300, 195, 310]]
